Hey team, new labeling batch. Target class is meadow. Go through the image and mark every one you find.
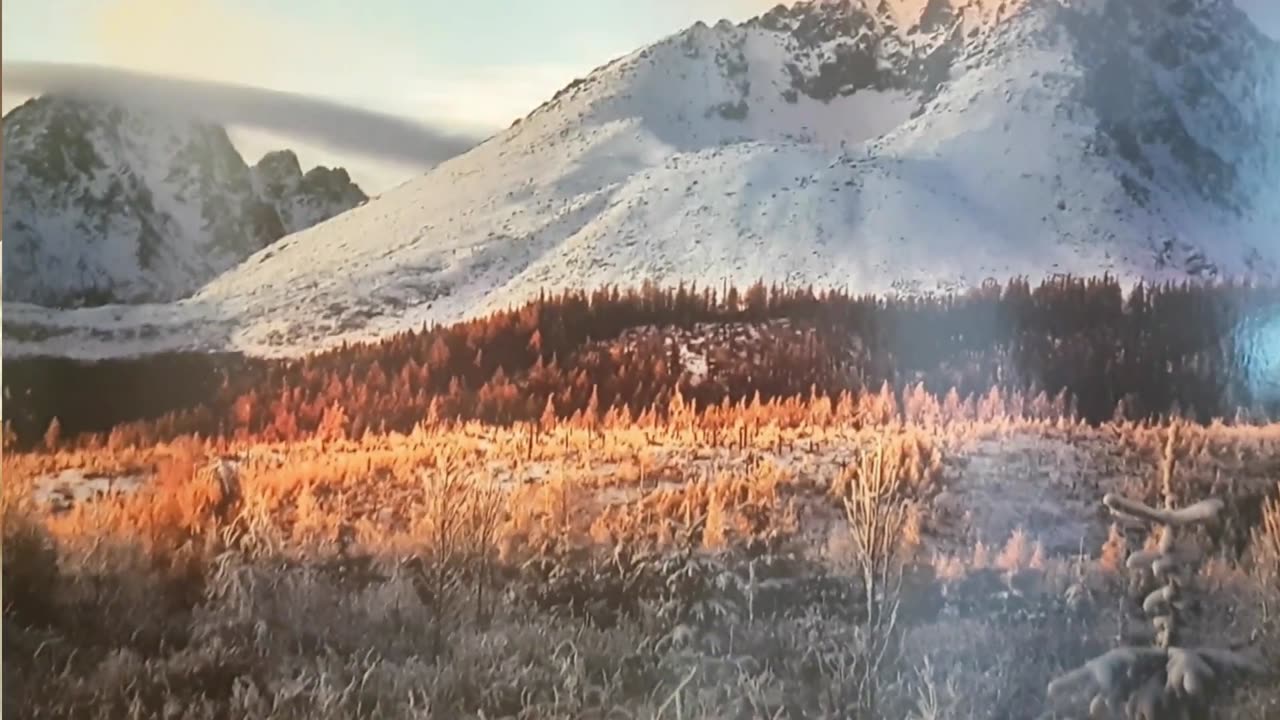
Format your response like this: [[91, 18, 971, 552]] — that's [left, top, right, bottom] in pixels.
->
[[6, 390, 1280, 718], [5, 277, 1280, 718]]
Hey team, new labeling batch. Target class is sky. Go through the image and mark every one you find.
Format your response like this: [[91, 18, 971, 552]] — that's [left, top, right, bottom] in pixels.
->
[[4, 0, 1279, 194], [1, 0, 778, 193]]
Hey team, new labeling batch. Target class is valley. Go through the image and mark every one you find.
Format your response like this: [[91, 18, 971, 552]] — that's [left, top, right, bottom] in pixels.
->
[[6, 1, 1280, 717]]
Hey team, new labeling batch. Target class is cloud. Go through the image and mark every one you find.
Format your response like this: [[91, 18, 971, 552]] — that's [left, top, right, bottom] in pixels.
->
[[224, 126, 431, 196], [2, 61, 489, 167]]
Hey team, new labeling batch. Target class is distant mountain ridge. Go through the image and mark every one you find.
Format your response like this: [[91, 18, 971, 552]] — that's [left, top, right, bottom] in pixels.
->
[[5, 0, 1280, 359], [1, 95, 367, 307]]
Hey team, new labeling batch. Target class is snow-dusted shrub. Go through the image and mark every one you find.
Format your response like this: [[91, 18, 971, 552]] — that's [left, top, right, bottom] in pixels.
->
[[1048, 425, 1266, 717]]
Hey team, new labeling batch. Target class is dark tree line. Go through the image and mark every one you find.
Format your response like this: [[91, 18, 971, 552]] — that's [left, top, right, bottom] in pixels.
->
[[5, 276, 1279, 448]]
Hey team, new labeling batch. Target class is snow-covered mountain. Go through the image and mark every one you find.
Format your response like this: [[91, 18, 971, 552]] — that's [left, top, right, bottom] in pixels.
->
[[1, 96, 367, 307], [6, 0, 1280, 358]]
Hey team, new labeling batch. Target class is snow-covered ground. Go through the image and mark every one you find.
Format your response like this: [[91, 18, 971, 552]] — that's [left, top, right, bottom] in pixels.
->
[[33, 468, 150, 513], [5, 0, 1280, 359]]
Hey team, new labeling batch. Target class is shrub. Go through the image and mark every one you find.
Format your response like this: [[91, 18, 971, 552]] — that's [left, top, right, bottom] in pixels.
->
[[2, 498, 60, 627], [1048, 425, 1267, 716]]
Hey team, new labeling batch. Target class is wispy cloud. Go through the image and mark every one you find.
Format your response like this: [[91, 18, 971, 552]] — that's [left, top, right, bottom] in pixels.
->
[[2, 61, 487, 167]]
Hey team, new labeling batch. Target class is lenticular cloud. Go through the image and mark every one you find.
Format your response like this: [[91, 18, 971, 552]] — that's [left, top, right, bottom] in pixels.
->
[[3, 61, 484, 166]]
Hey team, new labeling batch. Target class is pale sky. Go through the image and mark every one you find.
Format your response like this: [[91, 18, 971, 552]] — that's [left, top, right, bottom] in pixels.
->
[[4, 0, 1278, 193], [1, 0, 778, 193]]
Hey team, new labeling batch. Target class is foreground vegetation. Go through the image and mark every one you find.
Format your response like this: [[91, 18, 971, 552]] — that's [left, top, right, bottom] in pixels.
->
[[6, 389, 1280, 718]]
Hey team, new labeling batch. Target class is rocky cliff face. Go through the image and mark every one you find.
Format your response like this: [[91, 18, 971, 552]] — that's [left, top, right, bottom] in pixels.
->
[[2, 95, 366, 307], [250, 150, 368, 236]]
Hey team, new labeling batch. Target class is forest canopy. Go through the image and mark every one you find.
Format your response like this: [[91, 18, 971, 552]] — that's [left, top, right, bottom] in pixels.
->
[[5, 276, 1279, 449]]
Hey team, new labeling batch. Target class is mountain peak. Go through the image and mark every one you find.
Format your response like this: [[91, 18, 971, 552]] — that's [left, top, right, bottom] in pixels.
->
[[2, 94, 366, 307], [251, 150, 367, 235], [871, 0, 1025, 32], [749, 0, 1022, 38], [254, 150, 305, 182]]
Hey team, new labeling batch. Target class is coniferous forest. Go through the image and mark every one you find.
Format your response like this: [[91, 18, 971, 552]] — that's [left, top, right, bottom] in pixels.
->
[[5, 275, 1280, 449]]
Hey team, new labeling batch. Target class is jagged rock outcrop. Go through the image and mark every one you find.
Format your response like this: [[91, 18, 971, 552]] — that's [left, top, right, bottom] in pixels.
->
[[2, 95, 366, 307], [250, 150, 367, 236]]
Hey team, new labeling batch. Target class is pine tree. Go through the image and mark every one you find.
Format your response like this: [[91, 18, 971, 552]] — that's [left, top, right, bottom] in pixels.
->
[[43, 417, 61, 453], [1047, 424, 1265, 716], [316, 402, 348, 442], [540, 395, 557, 431]]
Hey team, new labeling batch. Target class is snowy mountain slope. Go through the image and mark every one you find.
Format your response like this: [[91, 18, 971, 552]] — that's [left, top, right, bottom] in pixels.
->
[[5, 0, 1280, 359], [1, 96, 367, 307]]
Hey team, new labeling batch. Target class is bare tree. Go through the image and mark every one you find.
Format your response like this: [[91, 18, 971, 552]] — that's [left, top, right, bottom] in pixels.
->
[[842, 434, 913, 716], [465, 477, 505, 629], [414, 451, 472, 659]]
